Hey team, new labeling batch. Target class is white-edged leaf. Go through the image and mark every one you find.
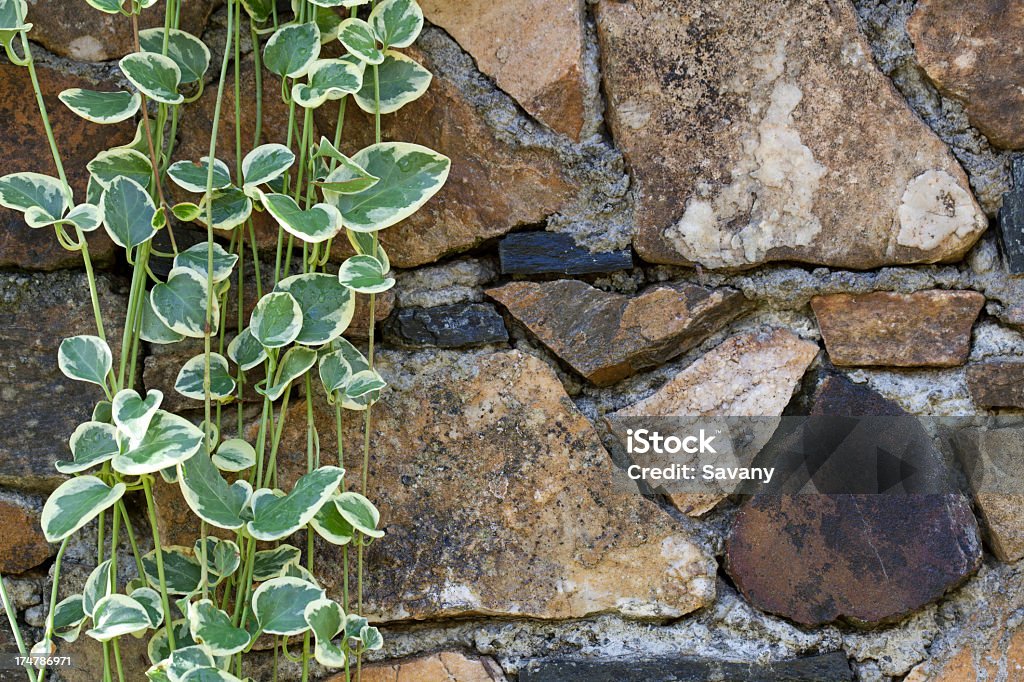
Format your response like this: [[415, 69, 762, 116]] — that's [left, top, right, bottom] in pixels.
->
[[88, 148, 152, 190], [211, 439, 256, 473], [59, 89, 141, 124], [337, 18, 383, 65], [255, 346, 316, 401], [58, 335, 112, 387], [120, 52, 184, 105], [181, 668, 245, 682], [141, 547, 202, 595], [276, 273, 356, 346], [241, 144, 295, 190], [141, 293, 186, 344], [340, 369, 386, 410], [250, 291, 302, 349], [369, 0, 423, 49], [338, 254, 394, 294], [261, 192, 342, 244], [177, 447, 252, 530], [263, 22, 321, 79], [353, 50, 430, 114], [83, 559, 112, 618], [101, 176, 157, 249], [56, 420, 118, 474], [151, 267, 218, 338], [252, 577, 325, 636], [359, 625, 383, 650], [166, 644, 215, 680], [0, 172, 71, 224], [147, 619, 196, 666], [188, 599, 249, 656], [315, 146, 379, 195], [83, 0, 122, 12], [51, 595, 87, 643], [325, 141, 449, 232], [293, 58, 364, 109], [0, 0, 30, 40], [310, 497, 354, 546], [194, 537, 241, 580], [199, 187, 252, 231], [112, 410, 204, 475], [138, 28, 211, 85], [64, 203, 103, 232], [317, 349, 352, 398], [303, 598, 346, 668], [130, 587, 165, 629], [174, 353, 237, 402], [173, 241, 239, 283], [252, 545, 302, 582], [42, 477, 125, 542], [167, 158, 232, 194], [336, 491, 384, 538], [112, 388, 164, 446], [226, 328, 267, 371], [247, 466, 345, 541], [239, 0, 274, 22], [87, 594, 151, 641]]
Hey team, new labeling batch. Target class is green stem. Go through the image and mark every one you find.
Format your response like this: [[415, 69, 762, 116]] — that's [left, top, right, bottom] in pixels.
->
[[36, 537, 68, 682], [0, 570, 38, 682], [117, 501, 146, 580], [142, 477, 176, 651]]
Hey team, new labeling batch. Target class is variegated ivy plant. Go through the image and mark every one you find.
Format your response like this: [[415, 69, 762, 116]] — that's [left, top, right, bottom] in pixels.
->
[[0, 0, 448, 680]]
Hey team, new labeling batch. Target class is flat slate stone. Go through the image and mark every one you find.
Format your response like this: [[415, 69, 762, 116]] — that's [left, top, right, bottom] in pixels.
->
[[382, 303, 508, 349], [519, 652, 853, 682], [487, 280, 747, 385], [812, 290, 984, 367], [499, 232, 633, 275], [726, 376, 982, 626], [999, 158, 1024, 274], [967, 360, 1024, 408]]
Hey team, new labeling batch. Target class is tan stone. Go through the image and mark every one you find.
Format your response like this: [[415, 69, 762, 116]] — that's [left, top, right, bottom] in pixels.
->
[[596, 0, 987, 269], [812, 290, 985, 367], [420, 0, 588, 140], [0, 493, 52, 573], [909, 0, 1024, 149], [486, 280, 748, 385], [967, 360, 1024, 408], [336, 652, 506, 682]]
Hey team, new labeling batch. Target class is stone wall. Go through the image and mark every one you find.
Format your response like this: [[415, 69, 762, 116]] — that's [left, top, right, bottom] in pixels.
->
[[2, 0, 1024, 680]]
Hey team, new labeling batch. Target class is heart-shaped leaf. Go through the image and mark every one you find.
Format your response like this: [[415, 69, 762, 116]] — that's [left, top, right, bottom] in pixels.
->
[[130, 587, 165, 629], [0, 172, 71, 224], [226, 328, 267, 371], [317, 350, 352, 398], [369, 0, 422, 49], [58, 335, 112, 388], [83, 559, 112, 618], [194, 537, 241, 580], [341, 369, 387, 410], [252, 545, 302, 582], [353, 50, 430, 115], [41, 476, 125, 542], [252, 577, 325, 636], [174, 353, 237, 402], [112, 388, 164, 446], [173, 241, 239, 283], [255, 346, 317, 401], [276, 273, 356, 346], [199, 187, 252, 231], [56, 420, 119, 474], [138, 28, 211, 85], [325, 141, 449, 232], [88, 148, 152, 190], [87, 594, 152, 642], [64, 203, 103, 232], [211, 439, 256, 473], [247, 466, 345, 541], [346, 229, 390, 270], [336, 491, 384, 538], [0, 0, 30, 43], [147, 619, 196, 666], [165, 645, 216, 680], [239, 0, 274, 22], [188, 599, 249, 656], [250, 291, 302, 349], [338, 254, 394, 294], [84, 0, 124, 12], [151, 267, 218, 338], [303, 598, 346, 668], [112, 409, 204, 475], [142, 547, 202, 595], [261, 192, 342, 244], [102, 176, 157, 250], [310, 497, 354, 546], [120, 51, 184, 105], [337, 18, 383, 65], [359, 625, 384, 651], [316, 146, 379, 195], [167, 158, 233, 194], [59, 89, 141, 124], [293, 58, 364, 109], [140, 293, 186, 345], [263, 22, 321, 79], [242, 144, 295, 191], [51, 595, 87, 643], [178, 447, 252, 530]]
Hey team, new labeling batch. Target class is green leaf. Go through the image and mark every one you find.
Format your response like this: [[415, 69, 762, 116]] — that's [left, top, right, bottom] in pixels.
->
[[250, 291, 302, 349], [58, 335, 112, 388], [180, 668, 245, 682], [174, 353, 237, 402], [93, 400, 113, 423], [293, 58, 365, 108], [303, 598, 346, 667], [239, 0, 273, 22], [101, 176, 157, 249], [87, 594, 152, 642], [88, 148, 153, 190], [369, 0, 422, 49], [338, 254, 394, 294], [52, 595, 87, 643], [167, 158, 233, 194], [255, 346, 317, 401], [172, 202, 203, 222], [261, 193, 342, 244], [211, 439, 256, 473], [247, 466, 345, 541], [341, 369, 386, 410], [83, 559, 112, 618], [0, 172, 71, 224], [142, 547, 202, 595], [353, 50, 430, 114], [112, 410, 204, 476], [42, 477, 125, 542], [194, 537, 241, 579], [359, 625, 383, 651], [138, 28, 211, 85], [325, 142, 449, 232], [166, 645, 216, 680], [252, 545, 301, 582], [336, 491, 384, 538], [141, 293, 186, 345], [188, 599, 249, 656], [56, 421, 118, 474], [65, 203, 103, 232], [112, 388, 164, 446], [178, 447, 252, 530], [310, 497, 354, 546], [59, 89, 141, 124], [0, 0, 30, 43], [346, 230, 390, 270], [130, 587, 165, 629], [318, 350, 352, 397], [151, 267, 218, 338], [315, 150, 379, 195], [173, 242, 239, 284], [84, 0, 123, 12], [252, 577, 325, 636], [276, 273, 356, 346], [226, 328, 267, 371], [147, 619, 196, 665], [199, 187, 252, 231], [120, 52, 184, 105], [242, 144, 295, 191], [263, 22, 321, 79], [337, 18, 383, 65]]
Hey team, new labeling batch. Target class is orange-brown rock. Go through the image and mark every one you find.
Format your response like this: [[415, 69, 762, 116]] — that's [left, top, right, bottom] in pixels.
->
[[0, 492, 52, 573], [420, 0, 588, 140], [967, 360, 1024, 408], [486, 280, 748, 385], [812, 290, 985, 367], [332, 652, 506, 682]]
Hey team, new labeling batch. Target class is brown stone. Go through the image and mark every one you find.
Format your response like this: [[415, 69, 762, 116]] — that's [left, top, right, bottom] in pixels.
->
[[272, 350, 717, 621], [26, 0, 220, 62], [0, 62, 123, 271], [486, 280, 748, 385], [725, 377, 982, 626], [334, 652, 506, 682], [908, 0, 1024, 149], [0, 492, 52, 573], [812, 290, 984, 367], [967, 360, 1024, 408], [596, 0, 987, 270], [606, 328, 818, 515], [419, 0, 588, 140]]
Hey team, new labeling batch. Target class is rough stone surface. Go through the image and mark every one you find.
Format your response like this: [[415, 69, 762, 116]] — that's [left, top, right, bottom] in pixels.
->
[[487, 280, 748, 385], [908, 0, 1024, 150], [0, 62, 122, 271], [812, 290, 984, 367], [342, 651, 507, 682], [498, 232, 633, 276], [967, 360, 1024, 408], [726, 377, 982, 626], [382, 303, 508, 349], [394, 258, 498, 309], [519, 653, 853, 682], [606, 328, 818, 516], [274, 350, 717, 621], [597, 0, 988, 269], [419, 0, 588, 141], [998, 159, 1024, 273], [0, 272, 126, 491], [0, 491, 52, 573]]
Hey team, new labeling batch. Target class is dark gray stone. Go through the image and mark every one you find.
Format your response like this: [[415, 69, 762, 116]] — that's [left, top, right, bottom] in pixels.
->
[[382, 303, 508, 348], [499, 232, 633, 275], [999, 157, 1024, 274], [519, 653, 854, 682]]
